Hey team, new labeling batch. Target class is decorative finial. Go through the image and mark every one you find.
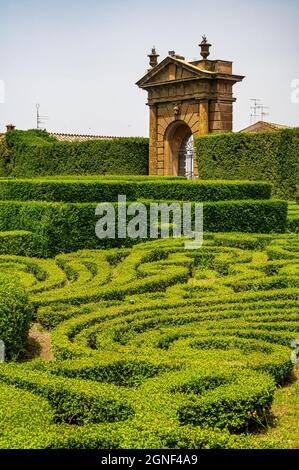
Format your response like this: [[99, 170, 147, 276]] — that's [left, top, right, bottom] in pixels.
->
[[199, 36, 211, 59], [148, 46, 159, 68]]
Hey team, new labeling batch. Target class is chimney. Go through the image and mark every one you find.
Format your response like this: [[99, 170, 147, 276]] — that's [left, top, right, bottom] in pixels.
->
[[6, 124, 15, 132]]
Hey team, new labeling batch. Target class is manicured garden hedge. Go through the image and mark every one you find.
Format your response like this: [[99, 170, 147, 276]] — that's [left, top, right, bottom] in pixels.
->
[[0, 199, 287, 257], [0, 234, 297, 448], [0, 230, 33, 255], [0, 274, 32, 359], [2, 129, 149, 176], [287, 201, 299, 233], [0, 178, 272, 203], [0, 138, 11, 177], [195, 128, 299, 199]]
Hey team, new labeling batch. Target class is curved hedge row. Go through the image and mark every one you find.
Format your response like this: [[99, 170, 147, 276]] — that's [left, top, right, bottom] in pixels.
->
[[0, 273, 32, 359], [0, 230, 33, 255], [287, 201, 299, 233], [0, 233, 297, 448]]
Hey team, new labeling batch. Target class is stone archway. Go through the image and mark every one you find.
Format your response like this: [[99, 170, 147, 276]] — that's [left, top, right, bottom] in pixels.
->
[[136, 41, 244, 176], [164, 121, 194, 178]]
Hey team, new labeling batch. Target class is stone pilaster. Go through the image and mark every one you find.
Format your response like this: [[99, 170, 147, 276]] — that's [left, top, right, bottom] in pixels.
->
[[198, 100, 209, 135], [209, 100, 233, 133], [149, 105, 158, 175]]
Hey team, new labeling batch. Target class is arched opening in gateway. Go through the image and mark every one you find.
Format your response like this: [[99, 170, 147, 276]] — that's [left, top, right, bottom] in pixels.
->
[[164, 121, 194, 178], [178, 134, 194, 178]]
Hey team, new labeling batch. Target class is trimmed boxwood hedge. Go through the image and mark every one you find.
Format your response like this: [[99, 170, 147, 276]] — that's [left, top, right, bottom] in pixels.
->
[[0, 273, 33, 359], [0, 364, 134, 425], [0, 178, 272, 203], [2, 129, 149, 177], [195, 128, 299, 199], [287, 201, 299, 233], [0, 230, 33, 255], [0, 199, 287, 257], [0, 233, 297, 448], [0, 137, 11, 177]]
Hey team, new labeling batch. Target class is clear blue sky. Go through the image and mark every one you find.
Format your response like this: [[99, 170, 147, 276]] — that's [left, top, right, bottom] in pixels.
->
[[0, 0, 298, 135]]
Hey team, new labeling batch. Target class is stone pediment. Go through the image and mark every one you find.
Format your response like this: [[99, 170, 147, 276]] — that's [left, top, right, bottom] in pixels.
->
[[136, 56, 214, 89]]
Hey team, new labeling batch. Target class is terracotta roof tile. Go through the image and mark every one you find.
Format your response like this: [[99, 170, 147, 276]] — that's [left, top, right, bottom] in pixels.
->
[[50, 132, 119, 142], [240, 121, 292, 133]]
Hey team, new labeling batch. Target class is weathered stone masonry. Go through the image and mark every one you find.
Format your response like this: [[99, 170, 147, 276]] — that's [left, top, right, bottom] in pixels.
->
[[136, 39, 244, 177]]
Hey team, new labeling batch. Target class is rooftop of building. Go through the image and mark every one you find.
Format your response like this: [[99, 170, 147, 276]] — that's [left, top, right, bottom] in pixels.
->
[[239, 121, 293, 133]]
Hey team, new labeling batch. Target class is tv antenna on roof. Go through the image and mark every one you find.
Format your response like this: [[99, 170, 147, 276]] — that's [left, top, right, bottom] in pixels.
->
[[250, 99, 270, 124], [250, 98, 262, 124], [259, 104, 270, 122], [35, 103, 48, 129]]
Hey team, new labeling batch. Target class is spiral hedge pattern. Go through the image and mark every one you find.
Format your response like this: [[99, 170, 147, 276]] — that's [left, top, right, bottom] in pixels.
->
[[0, 232, 298, 448]]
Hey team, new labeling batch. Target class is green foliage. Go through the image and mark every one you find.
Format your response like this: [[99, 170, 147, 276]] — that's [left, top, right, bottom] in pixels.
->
[[4, 130, 149, 176], [0, 178, 272, 202], [178, 370, 275, 431], [6, 129, 56, 145], [195, 128, 299, 199], [0, 230, 33, 255], [0, 199, 287, 257], [0, 137, 12, 176], [0, 130, 296, 449], [0, 364, 134, 425], [0, 233, 297, 448], [287, 200, 299, 233], [0, 273, 33, 359], [202, 199, 287, 233], [0, 381, 53, 427]]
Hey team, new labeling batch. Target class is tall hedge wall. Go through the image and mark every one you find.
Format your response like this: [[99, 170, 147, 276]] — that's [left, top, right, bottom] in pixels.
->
[[1, 130, 149, 177], [195, 128, 299, 200]]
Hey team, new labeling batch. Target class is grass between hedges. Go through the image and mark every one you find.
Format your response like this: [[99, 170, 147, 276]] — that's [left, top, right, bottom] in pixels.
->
[[242, 365, 299, 449]]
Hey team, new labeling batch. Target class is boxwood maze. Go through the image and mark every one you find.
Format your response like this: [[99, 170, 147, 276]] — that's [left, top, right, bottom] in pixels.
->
[[0, 233, 298, 448]]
